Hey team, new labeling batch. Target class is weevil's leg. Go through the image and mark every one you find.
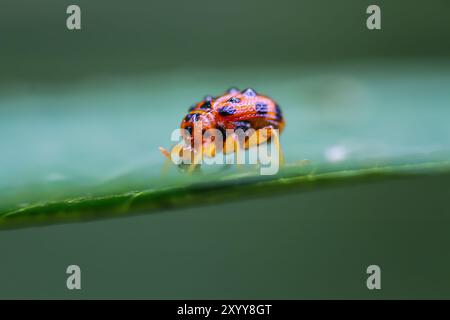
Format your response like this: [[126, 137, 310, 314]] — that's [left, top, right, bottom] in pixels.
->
[[244, 126, 284, 169], [187, 150, 203, 174], [203, 140, 216, 158], [159, 144, 184, 161], [159, 144, 184, 174], [219, 164, 233, 172], [245, 127, 271, 149], [159, 146, 173, 175], [223, 133, 244, 168], [162, 158, 172, 175], [224, 132, 247, 154], [223, 133, 237, 154], [293, 159, 310, 166], [159, 146, 171, 160], [242, 129, 261, 169], [234, 139, 243, 169], [271, 129, 285, 166]]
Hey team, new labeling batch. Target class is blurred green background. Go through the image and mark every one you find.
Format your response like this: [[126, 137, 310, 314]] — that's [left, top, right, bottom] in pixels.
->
[[1, 0, 449, 82], [1, 174, 450, 299], [1, 0, 450, 298]]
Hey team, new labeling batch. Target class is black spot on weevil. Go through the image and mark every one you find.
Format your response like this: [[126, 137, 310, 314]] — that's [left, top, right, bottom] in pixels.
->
[[184, 126, 193, 136], [242, 88, 257, 97], [255, 103, 268, 114], [275, 104, 283, 120], [228, 97, 241, 103], [188, 105, 196, 112], [184, 113, 201, 122], [199, 101, 212, 110], [218, 106, 236, 116]]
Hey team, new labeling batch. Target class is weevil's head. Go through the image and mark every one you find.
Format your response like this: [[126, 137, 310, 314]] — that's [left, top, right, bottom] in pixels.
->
[[181, 96, 217, 143]]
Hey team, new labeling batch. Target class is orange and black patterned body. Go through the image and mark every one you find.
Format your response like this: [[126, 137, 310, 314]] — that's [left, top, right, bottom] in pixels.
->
[[180, 88, 284, 146]]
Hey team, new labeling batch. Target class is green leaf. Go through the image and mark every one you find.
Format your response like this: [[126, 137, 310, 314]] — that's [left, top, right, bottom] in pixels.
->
[[1, 63, 450, 229]]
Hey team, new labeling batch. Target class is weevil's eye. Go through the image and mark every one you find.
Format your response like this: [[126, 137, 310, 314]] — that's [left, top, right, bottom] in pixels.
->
[[242, 88, 257, 97]]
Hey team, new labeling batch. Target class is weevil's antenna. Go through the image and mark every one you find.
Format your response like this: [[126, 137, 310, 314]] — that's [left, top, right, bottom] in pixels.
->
[[159, 147, 171, 160], [159, 147, 172, 175]]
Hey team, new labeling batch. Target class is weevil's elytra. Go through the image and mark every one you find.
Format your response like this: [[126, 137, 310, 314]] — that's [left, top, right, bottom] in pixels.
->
[[180, 87, 285, 146], [217, 106, 236, 116]]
